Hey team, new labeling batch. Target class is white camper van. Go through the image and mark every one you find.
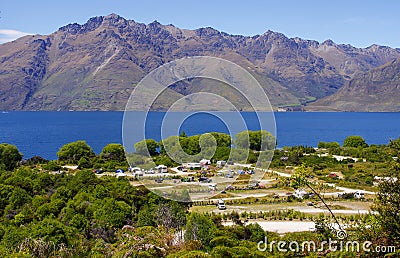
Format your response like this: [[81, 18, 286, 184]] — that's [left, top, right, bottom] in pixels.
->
[[155, 165, 168, 173], [217, 199, 226, 210]]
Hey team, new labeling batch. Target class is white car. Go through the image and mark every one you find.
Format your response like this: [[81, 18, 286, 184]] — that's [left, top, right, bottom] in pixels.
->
[[354, 191, 365, 199], [217, 199, 226, 210], [155, 165, 168, 173], [146, 169, 155, 174], [208, 183, 217, 190]]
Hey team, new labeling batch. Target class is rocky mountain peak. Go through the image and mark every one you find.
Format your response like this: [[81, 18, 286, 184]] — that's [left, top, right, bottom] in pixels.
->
[[104, 13, 124, 20], [261, 30, 286, 40], [148, 20, 162, 27], [321, 39, 335, 46], [195, 27, 221, 38], [1, 14, 400, 111]]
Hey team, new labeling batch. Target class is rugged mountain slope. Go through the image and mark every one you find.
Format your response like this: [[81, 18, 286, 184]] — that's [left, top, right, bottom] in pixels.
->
[[0, 36, 49, 109], [307, 40, 400, 79], [0, 13, 399, 111], [309, 58, 400, 111]]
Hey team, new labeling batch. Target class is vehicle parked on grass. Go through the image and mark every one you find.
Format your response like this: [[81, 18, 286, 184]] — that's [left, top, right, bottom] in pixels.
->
[[177, 166, 188, 172], [294, 189, 308, 199], [146, 168, 155, 174], [198, 177, 212, 183], [155, 165, 168, 173], [247, 182, 259, 189], [93, 169, 103, 174], [208, 183, 217, 190], [246, 170, 255, 175], [217, 199, 226, 210], [354, 191, 365, 199]]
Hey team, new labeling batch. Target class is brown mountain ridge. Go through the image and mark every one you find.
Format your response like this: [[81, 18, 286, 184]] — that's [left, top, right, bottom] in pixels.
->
[[0, 13, 399, 111], [309, 58, 400, 111]]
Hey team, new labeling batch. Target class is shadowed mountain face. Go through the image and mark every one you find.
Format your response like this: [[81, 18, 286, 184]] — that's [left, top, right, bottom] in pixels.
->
[[1, 13, 399, 111], [309, 58, 400, 111]]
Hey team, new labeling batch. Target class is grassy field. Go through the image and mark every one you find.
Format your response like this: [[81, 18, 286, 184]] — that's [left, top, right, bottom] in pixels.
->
[[191, 200, 373, 215]]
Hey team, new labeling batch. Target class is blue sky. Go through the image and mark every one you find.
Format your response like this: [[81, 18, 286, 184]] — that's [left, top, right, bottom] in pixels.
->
[[1, 0, 399, 48]]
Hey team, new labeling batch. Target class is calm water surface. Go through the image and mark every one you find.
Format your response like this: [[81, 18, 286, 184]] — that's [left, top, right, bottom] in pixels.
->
[[0, 112, 399, 159]]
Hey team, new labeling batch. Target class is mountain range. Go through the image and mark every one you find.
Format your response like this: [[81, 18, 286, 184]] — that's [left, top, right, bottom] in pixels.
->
[[0, 13, 399, 111]]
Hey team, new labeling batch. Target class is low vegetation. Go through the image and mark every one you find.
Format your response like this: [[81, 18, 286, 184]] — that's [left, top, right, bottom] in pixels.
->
[[0, 134, 398, 257]]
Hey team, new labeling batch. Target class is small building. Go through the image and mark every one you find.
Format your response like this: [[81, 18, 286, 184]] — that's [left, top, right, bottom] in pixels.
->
[[216, 160, 226, 168], [185, 163, 201, 170], [200, 159, 211, 166], [373, 176, 398, 186]]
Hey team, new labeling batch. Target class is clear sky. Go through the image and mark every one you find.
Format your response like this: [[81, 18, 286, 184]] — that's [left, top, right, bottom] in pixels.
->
[[0, 0, 399, 48]]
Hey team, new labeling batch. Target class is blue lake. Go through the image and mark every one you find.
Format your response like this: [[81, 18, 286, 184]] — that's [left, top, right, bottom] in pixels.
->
[[0, 112, 399, 160]]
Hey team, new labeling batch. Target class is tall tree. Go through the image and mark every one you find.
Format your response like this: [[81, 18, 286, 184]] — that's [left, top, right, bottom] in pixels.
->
[[373, 178, 400, 245], [235, 130, 275, 151], [155, 201, 187, 231], [343, 135, 368, 148], [100, 143, 126, 161], [0, 143, 23, 170], [57, 141, 95, 163], [185, 213, 216, 244], [134, 139, 159, 156]]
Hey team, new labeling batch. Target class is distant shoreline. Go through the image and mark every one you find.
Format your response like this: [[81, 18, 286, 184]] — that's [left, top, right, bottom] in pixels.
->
[[2, 110, 400, 113]]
